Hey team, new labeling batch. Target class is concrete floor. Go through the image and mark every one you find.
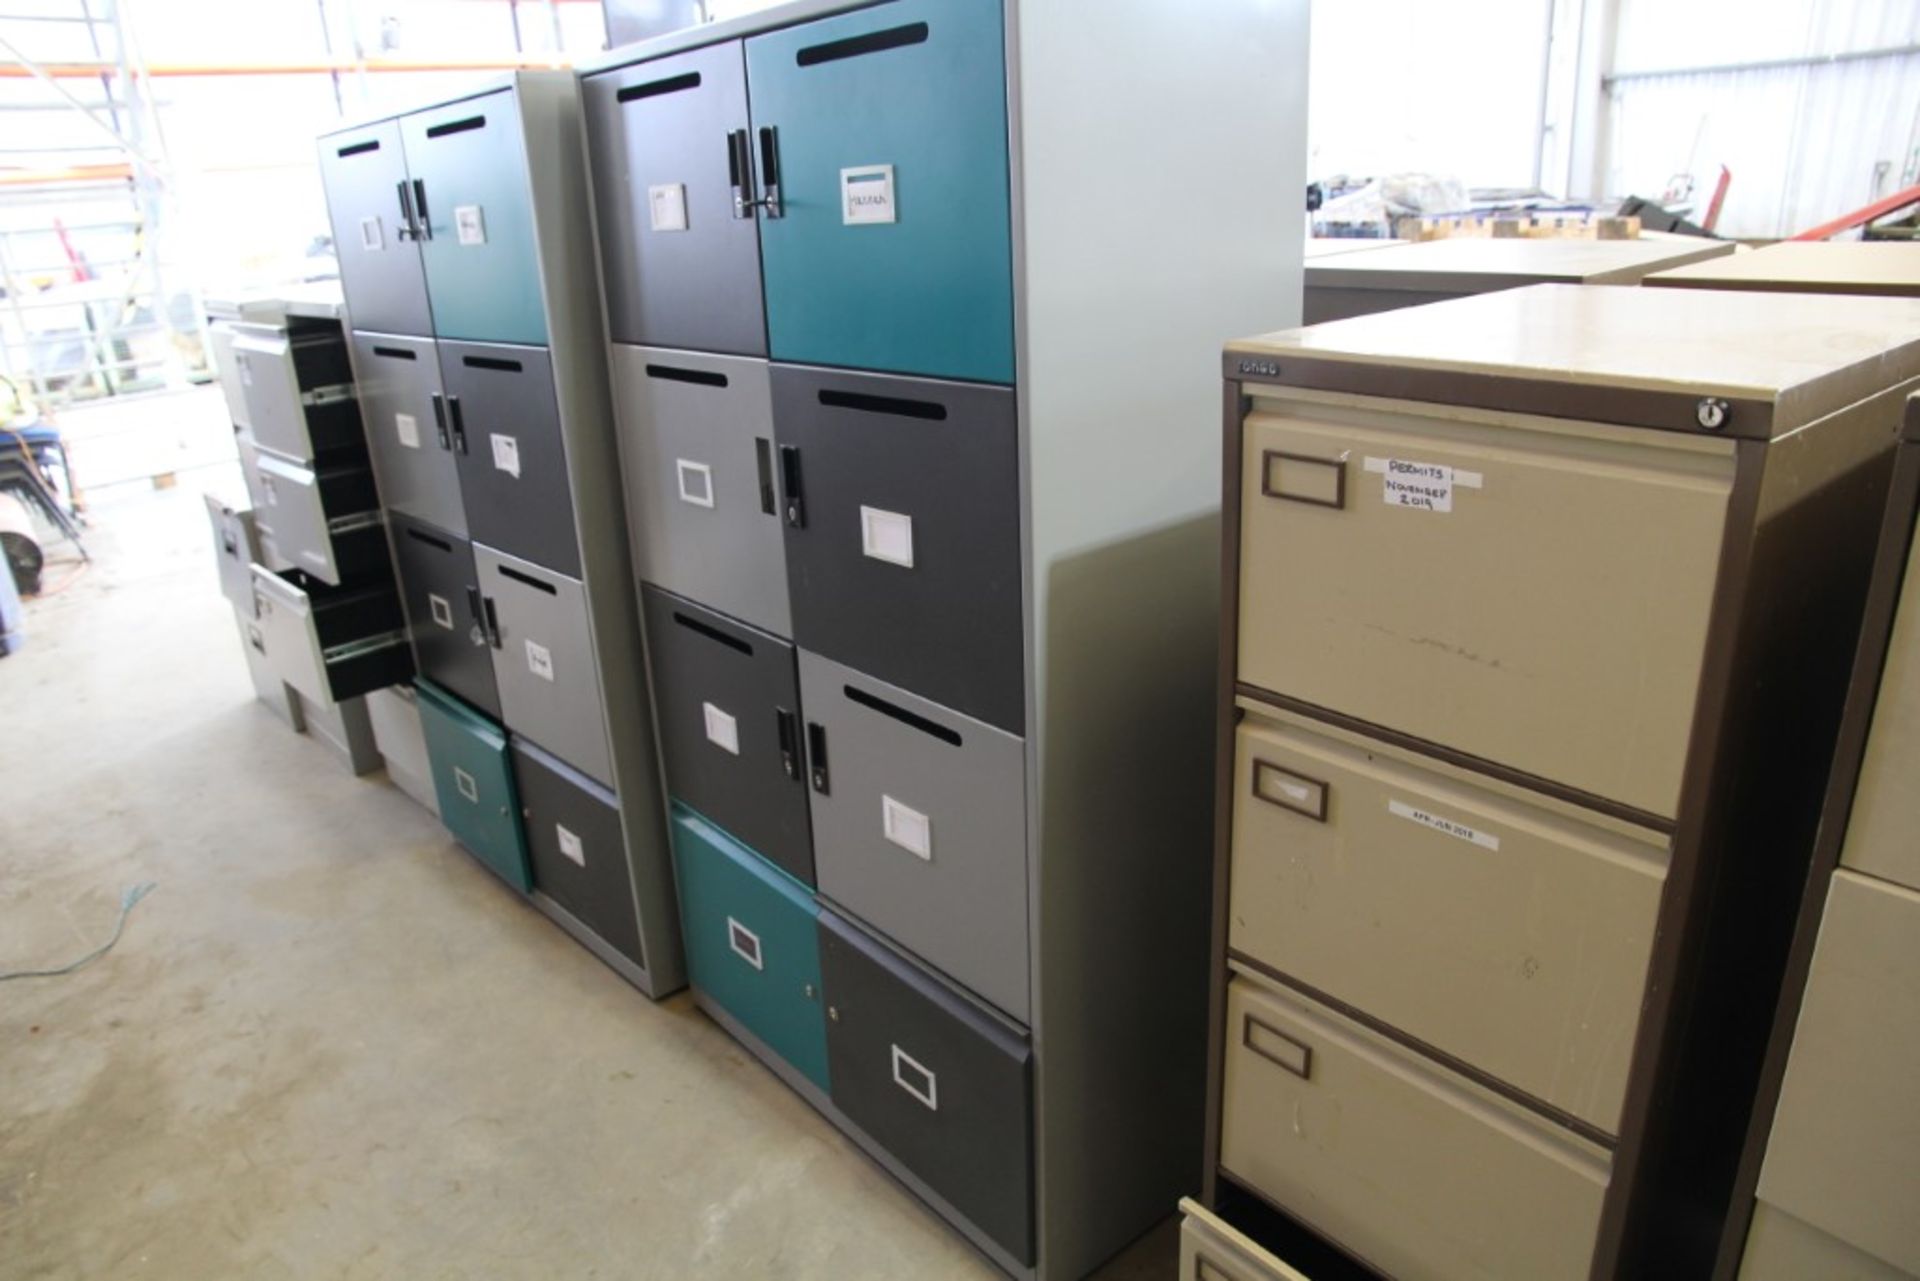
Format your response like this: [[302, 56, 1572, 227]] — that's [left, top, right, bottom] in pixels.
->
[[0, 474, 1175, 1279]]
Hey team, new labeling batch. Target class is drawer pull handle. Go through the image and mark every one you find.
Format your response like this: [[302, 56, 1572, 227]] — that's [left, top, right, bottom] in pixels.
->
[[1260, 449, 1345, 510], [1251, 760, 1327, 822], [1243, 1014, 1312, 1080], [726, 917, 764, 971], [806, 721, 829, 794], [776, 707, 800, 781], [890, 1044, 938, 1111]]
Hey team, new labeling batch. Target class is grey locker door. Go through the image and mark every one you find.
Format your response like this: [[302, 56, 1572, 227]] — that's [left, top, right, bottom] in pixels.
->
[[513, 735, 644, 968], [441, 341, 581, 578], [390, 513, 501, 720], [582, 43, 766, 355], [774, 365, 1023, 733], [613, 346, 789, 636], [318, 121, 432, 337], [819, 910, 1034, 1266], [801, 649, 1028, 1023], [352, 331, 467, 536], [641, 585, 813, 885], [474, 543, 611, 787]]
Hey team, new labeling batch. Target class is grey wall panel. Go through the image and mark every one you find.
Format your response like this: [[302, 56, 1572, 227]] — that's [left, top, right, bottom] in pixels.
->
[[390, 512, 501, 719], [352, 331, 468, 536], [774, 364, 1024, 733], [475, 543, 612, 787], [613, 346, 790, 636], [443, 341, 581, 579], [514, 735, 644, 968], [801, 648, 1030, 1024]]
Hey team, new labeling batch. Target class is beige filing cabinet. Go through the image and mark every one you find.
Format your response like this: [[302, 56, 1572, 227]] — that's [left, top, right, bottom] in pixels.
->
[[1204, 284, 1920, 1281], [1712, 394, 1920, 1281], [1303, 235, 1736, 324], [1646, 240, 1920, 298]]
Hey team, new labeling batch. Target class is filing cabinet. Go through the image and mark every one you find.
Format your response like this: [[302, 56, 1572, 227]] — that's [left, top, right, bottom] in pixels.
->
[[515, 736, 644, 968], [1644, 240, 1920, 300], [352, 332, 468, 537], [249, 446, 389, 587], [248, 565, 413, 710], [442, 342, 580, 579], [1210, 286, 1920, 1281], [672, 802, 828, 1091], [1178, 1199, 1310, 1281], [612, 347, 788, 636], [642, 585, 813, 886], [475, 544, 611, 790], [389, 512, 500, 720], [204, 493, 261, 612], [417, 678, 530, 891], [227, 319, 360, 463]]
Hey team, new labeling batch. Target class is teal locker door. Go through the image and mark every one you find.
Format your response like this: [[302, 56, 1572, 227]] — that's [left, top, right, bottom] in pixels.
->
[[672, 804, 829, 1091], [401, 89, 548, 346], [417, 679, 532, 891], [746, 0, 1014, 384]]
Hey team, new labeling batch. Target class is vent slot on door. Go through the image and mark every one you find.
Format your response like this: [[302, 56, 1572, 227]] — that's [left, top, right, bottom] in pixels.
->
[[617, 70, 702, 102], [845, 685, 962, 747], [497, 565, 558, 595], [795, 21, 929, 67], [404, 526, 453, 553], [817, 388, 947, 421], [425, 115, 486, 139], [336, 139, 380, 157], [672, 610, 753, 656], [645, 363, 729, 388], [371, 345, 418, 361], [461, 354, 524, 373]]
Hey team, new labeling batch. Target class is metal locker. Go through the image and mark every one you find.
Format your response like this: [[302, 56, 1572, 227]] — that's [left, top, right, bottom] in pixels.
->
[[1237, 393, 1735, 821], [416, 678, 531, 891], [745, 0, 1014, 383], [774, 365, 1023, 733], [801, 649, 1029, 1023], [390, 512, 501, 720], [317, 120, 432, 337], [673, 803, 829, 1091], [399, 89, 547, 346], [440, 340, 581, 579], [473, 543, 612, 788], [351, 331, 468, 537], [612, 347, 789, 636], [514, 735, 644, 968], [818, 909, 1034, 1266], [1229, 704, 1665, 1134], [582, 43, 766, 356], [642, 585, 813, 885], [1219, 970, 1610, 1281]]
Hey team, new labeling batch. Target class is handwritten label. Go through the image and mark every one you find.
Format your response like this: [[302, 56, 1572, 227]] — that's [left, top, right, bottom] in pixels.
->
[[1365, 456, 1484, 513], [648, 183, 688, 232], [841, 164, 897, 225], [491, 433, 521, 478], [455, 204, 487, 246], [525, 639, 554, 682], [1388, 799, 1500, 851]]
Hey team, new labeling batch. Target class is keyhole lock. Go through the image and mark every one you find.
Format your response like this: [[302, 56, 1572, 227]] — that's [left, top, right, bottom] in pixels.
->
[[1696, 397, 1730, 431]]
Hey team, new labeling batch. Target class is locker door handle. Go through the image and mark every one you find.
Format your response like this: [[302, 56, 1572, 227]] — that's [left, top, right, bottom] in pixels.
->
[[447, 395, 468, 453], [727, 128, 753, 220], [805, 721, 829, 794], [429, 392, 451, 450], [411, 178, 432, 241], [480, 594, 502, 648], [755, 437, 776, 516], [753, 126, 783, 218], [775, 707, 800, 781], [466, 586, 490, 647], [779, 445, 804, 528], [395, 180, 420, 241]]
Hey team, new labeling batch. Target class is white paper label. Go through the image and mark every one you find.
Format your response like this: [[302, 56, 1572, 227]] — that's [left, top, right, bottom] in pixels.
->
[[1275, 777, 1314, 806], [360, 215, 384, 250], [428, 592, 454, 630], [675, 459, 715, 508], [703, 702, 740, 755], [557, 823, 585, 867], [525, 639, 554, 682], [1365, 456, 1484, 513], [881, 795, 933, 861], [841, 164, 897, 225], [860, 506, 915, 568], [491, 433, 521, 478], [395, 412, 420, 449], [1388, 799, 1500, 850], [455, 204, 487, 246], [648, 183, 689, 232]]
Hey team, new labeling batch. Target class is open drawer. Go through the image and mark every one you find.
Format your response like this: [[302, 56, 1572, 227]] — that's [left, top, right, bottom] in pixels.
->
[[229, 319, 361, 463], [1179, 1199, 1312, 1281], [249, 444, 389, 586], [249, 564, 412, 709], [203, 493, 262, 612]]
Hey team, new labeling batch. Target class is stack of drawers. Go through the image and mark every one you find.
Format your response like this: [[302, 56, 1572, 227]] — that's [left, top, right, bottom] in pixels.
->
[[1714, 393, 1920, 1281], [317, 73, 683, 997], [581, 1, 1309, 1274], [1202, 284, 1920, 1280]]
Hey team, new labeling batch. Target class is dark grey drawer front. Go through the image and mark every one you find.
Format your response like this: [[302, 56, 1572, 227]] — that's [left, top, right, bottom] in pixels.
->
[[513, 735, 643, 969], [774, 365, 1023, 733], [390, 513, 501, 720], [643, 585, 813, 885], [442, 341, 580, 579], [819, 909, 1033, 1265], [352, 331, 468, 538]]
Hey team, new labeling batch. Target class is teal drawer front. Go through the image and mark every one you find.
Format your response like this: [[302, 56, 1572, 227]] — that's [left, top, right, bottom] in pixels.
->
[[746, 0, 1013, 384], [672, 803, 829, 1092], [417, 679, 531, 891], [401, 89, 548, 346]]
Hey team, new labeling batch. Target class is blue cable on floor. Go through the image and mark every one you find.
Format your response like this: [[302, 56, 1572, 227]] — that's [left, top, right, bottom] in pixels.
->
[[0, 882, 157, 981]]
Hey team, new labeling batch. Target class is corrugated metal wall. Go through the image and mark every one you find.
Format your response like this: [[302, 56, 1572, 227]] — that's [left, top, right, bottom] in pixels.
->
[[1607, 0, 1920, 237]]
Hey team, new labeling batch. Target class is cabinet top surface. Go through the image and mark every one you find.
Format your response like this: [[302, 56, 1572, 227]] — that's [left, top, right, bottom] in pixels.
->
[[1302, 237, 1406, 260], [1304, 235, 1735, 289], [1231, 283, 1920, 414], [1646, 241, 1920, 294]]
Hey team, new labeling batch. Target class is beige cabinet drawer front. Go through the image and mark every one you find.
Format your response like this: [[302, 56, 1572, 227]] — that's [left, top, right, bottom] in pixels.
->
[[1229, 708, 1665, 1133], [1755, 870, 1920, 1277], [1178, 1198, 1311, 1281], [1738, 1201, 1913, 1281], [1219, 971, 1609, 1281], [1236, 396, 1734, 820], [1839, 542, 1920, 894]]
